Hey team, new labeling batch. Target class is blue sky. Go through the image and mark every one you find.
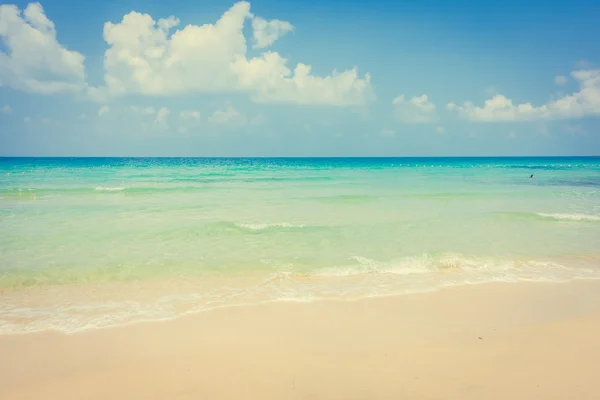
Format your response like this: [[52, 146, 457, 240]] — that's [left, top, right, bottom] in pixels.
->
[[0, 0, 599, 156]]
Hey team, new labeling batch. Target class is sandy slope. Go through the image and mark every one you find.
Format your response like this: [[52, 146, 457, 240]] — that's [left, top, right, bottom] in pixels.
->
[[2, 280, 600, 399]]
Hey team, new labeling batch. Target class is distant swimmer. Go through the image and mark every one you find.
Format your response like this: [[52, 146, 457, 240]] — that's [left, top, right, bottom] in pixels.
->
[[530, 174, 534, 178]]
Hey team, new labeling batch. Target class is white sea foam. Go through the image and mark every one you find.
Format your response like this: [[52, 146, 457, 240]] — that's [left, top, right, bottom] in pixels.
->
[[314, 254, 565, 278], [537, 213, 600, 221], [94, 186, 127, 191], [1, 257, 598, 335], [236, 222, 306, 230]]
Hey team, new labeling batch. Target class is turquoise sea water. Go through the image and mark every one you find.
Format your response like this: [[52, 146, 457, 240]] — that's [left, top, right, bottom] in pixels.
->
[[1, 157, 600, 334]]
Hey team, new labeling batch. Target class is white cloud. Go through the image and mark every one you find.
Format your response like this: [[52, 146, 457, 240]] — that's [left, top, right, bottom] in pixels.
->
[[153, 107, 169, 128], [23, 116, 31, 123], [435, 125, 445, 133], [555, 75, 567, 86], [1, 104, 12, 113], [0, 3, 86, 94], [448, 69, 600, 122], [380, 128, 395, 137], [392, 94, 438, 123], [180, 110, 201, 120], [97, 104, 171, 130], [98, 105, 110, 116], [208, 106, 245, 125], [233, 52, 373, 106], [252, 16, 293, 49], [130, 106, 156, 115], [89, 1, 372, 106]]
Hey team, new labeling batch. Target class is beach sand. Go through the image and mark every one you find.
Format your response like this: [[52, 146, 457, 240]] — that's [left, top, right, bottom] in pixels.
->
[[2, 280, 600, 400]]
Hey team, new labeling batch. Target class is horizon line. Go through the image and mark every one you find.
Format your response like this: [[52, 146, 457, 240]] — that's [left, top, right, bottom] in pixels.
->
[[1, 155, 599, 159]]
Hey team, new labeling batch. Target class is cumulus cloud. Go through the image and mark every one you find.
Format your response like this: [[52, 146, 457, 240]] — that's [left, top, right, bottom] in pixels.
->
[[89, 1, 372, 106], [129, 105, 170, 127], [555, 75, 567, 86], [97, 104, 171, 130], [448, 69, 600, 122], [180, 110, 201, 120], [392, 94, 438, 123], [232, 52, 372, 106], [153, 107, 169, 128], [1, 104, 12, 113], [208, 106, 245, 125], [0, 3, 86, 94], [252, 16, 293, 49], [130, 106, 156, 115], [98, 105, 110, 116]]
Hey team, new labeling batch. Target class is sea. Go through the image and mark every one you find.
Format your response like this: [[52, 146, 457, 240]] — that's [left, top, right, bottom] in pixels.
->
[[1, 157, 599, 334]]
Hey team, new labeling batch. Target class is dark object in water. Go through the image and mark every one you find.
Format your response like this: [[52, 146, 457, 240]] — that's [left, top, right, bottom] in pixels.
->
[[530, 174, 534, 178]]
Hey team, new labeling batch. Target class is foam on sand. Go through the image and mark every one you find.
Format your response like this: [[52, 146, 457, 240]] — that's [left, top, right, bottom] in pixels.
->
[[2, 280, 600, 400]]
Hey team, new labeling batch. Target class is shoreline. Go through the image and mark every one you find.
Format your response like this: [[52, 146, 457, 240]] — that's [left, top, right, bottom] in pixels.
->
[[3, 273, 600, 336], [2, 279, 600, 399]]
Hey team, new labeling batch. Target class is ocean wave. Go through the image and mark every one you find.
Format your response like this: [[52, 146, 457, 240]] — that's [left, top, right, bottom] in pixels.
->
[[495, 211, 600, 222], [506, 164, 579, 171], [312, 254, 567, 277], [1, 253, 599, 335], [94, 186, 127, 191], [198, 221, 314, 235], [536, 213, 600, 222], [236, 222, 306, 230], [1, 185, 219, 198]]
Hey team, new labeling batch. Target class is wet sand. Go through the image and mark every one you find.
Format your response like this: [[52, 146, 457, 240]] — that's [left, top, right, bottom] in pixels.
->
[[2, 280, 600, 399]]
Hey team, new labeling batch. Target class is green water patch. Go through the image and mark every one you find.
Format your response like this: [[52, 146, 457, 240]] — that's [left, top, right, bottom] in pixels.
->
[[0, 185, 224, 200], [0, 263, 147, 289], [400, 191, 496, 200], [0, 190, 40, 201], [0, 259, 286, 290], [174, 221, 332, 237], [298, 194, 381, 204]]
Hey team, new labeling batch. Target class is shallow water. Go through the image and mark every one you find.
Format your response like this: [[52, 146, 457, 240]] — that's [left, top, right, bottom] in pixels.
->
[[1, 157, 599, 334]]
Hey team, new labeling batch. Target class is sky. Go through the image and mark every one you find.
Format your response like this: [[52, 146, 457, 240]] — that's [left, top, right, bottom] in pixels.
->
[[0, 0, 599, 156]]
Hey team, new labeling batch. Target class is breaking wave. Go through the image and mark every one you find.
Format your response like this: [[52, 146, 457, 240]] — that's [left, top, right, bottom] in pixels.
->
[[2, 253, 599, 335], [94, 186, 127, 192], [536, 213, 600, 222]]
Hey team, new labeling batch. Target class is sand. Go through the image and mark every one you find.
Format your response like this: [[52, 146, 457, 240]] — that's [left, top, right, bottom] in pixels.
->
[[2, 280, 600, 399]]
